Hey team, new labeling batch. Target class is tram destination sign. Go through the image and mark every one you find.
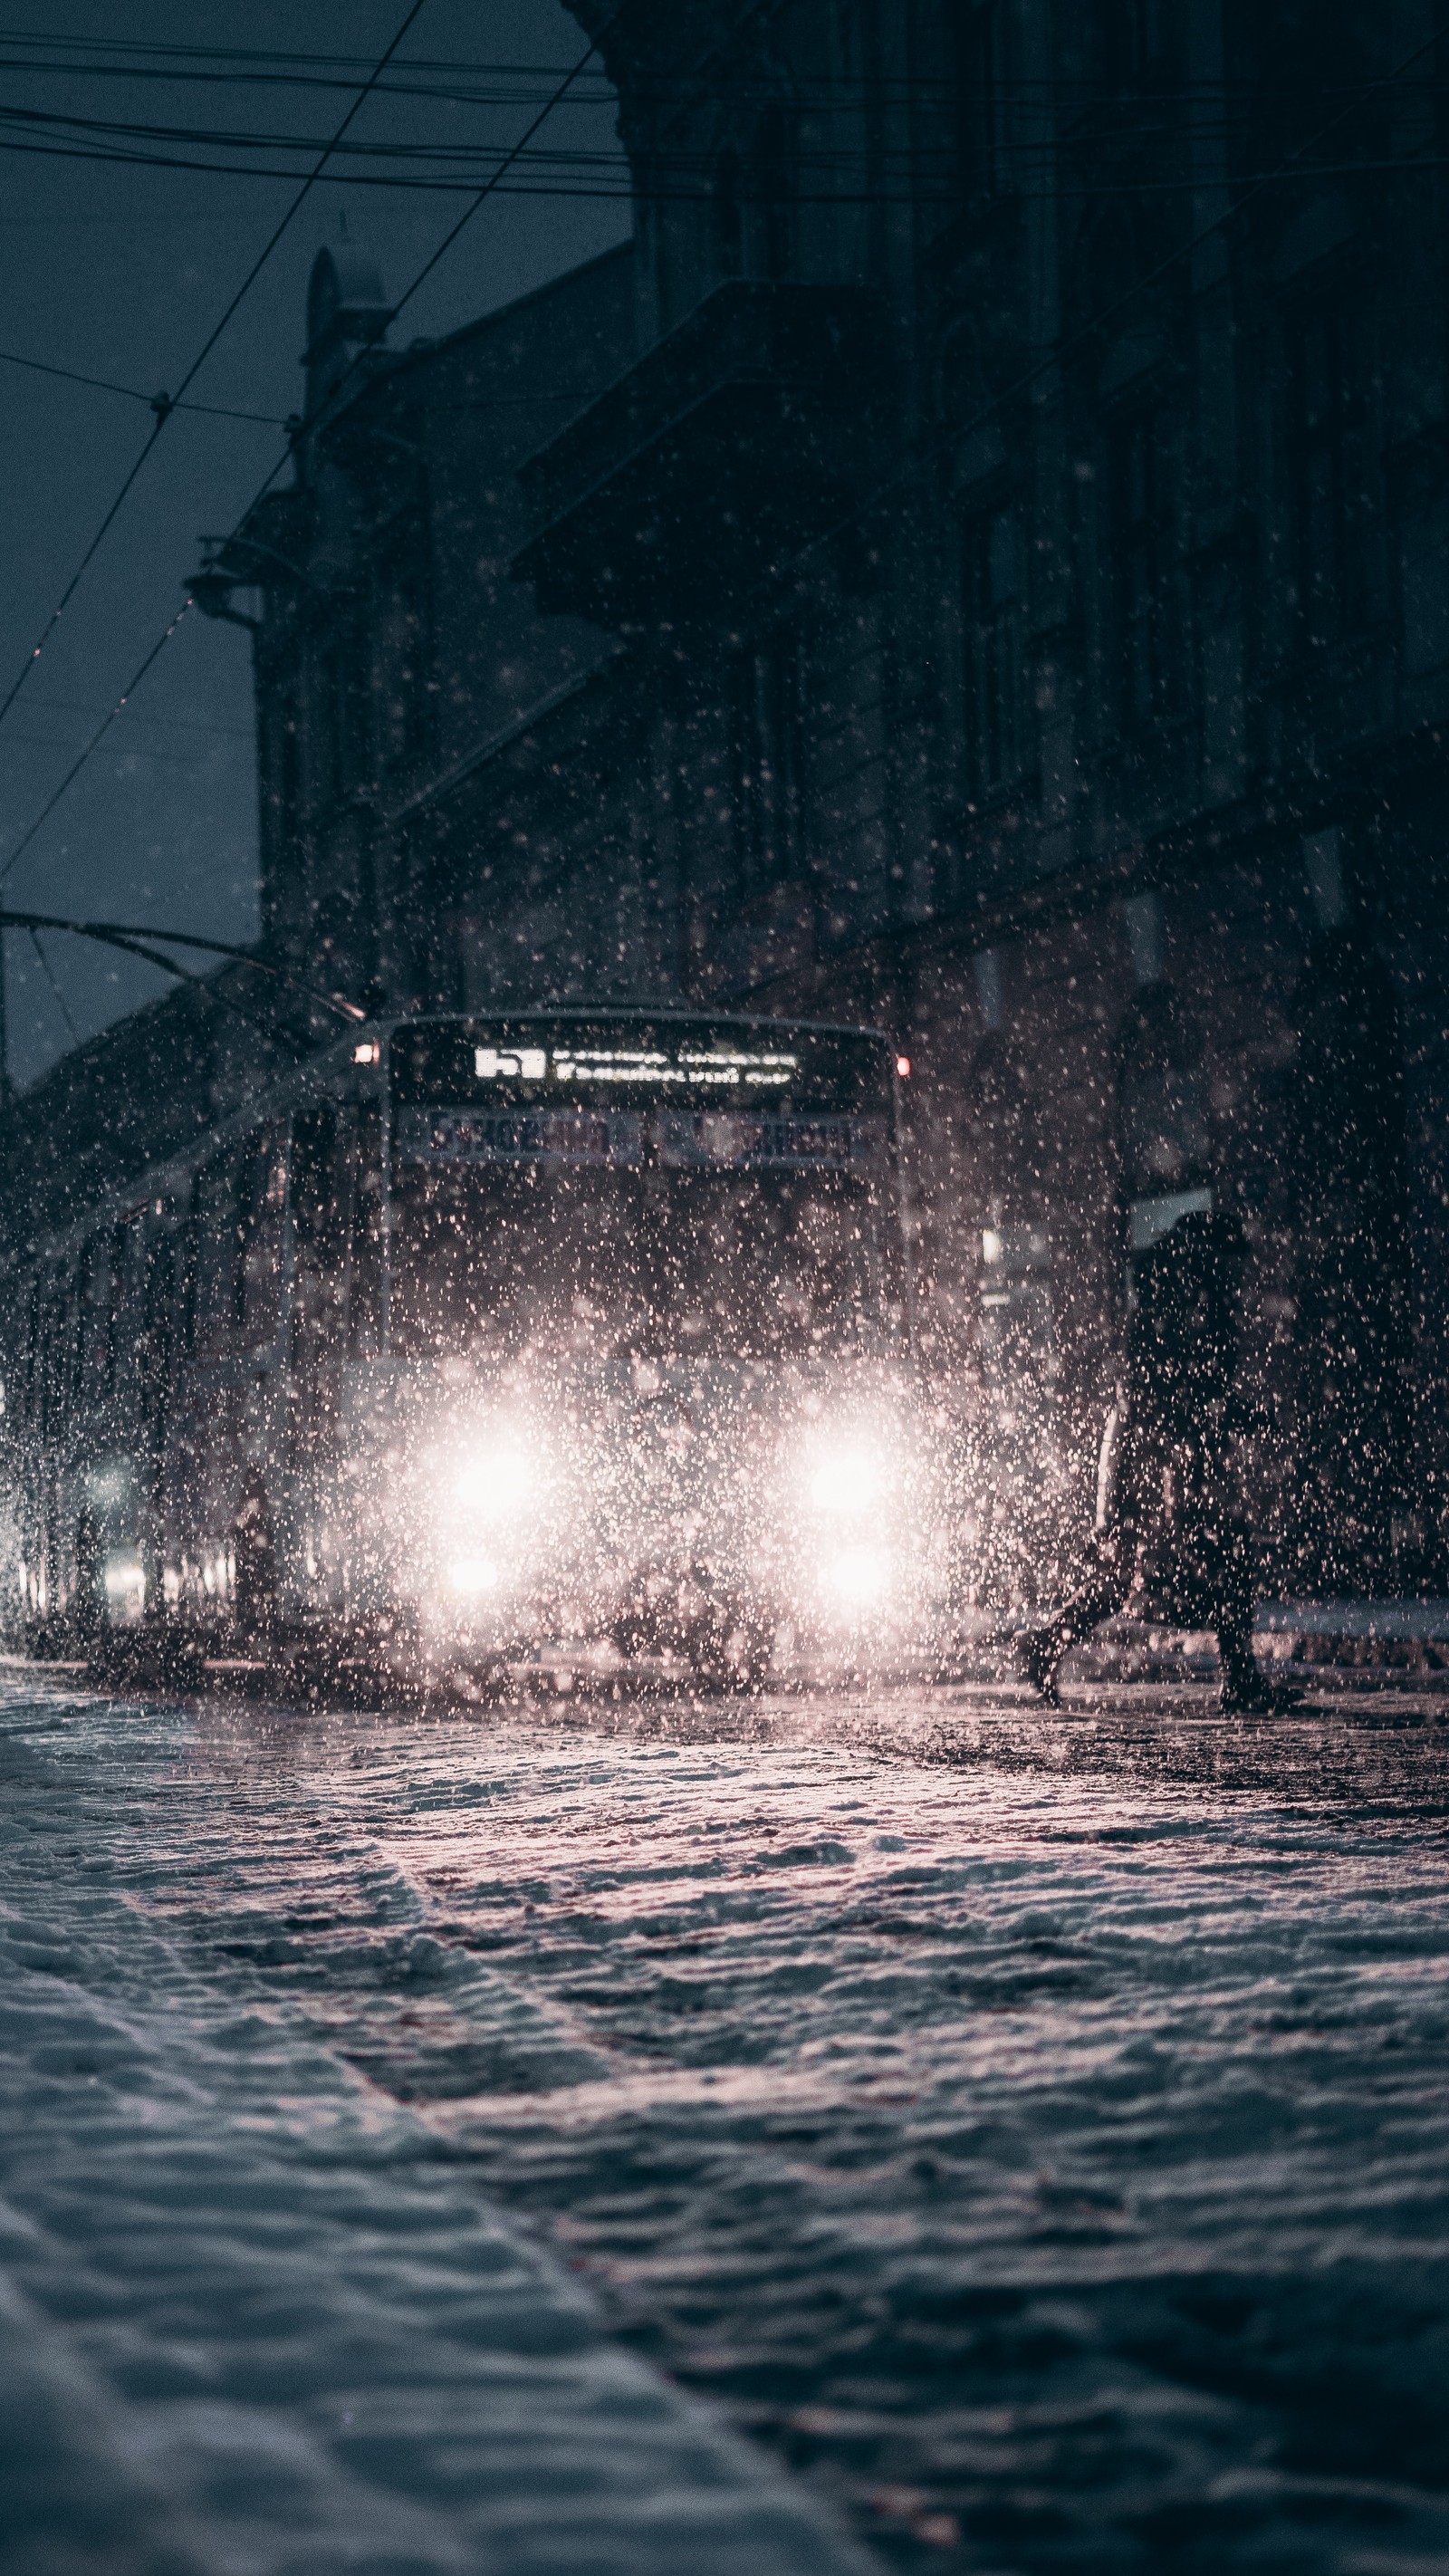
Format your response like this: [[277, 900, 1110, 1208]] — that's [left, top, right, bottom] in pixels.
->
[[389, 1019, 895, 1119]]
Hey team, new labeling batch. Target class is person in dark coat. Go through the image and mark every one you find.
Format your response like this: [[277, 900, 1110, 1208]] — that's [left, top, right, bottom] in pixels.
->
[[232, 1476, 277, 1642], [1019, 1209, 1285, 1713]]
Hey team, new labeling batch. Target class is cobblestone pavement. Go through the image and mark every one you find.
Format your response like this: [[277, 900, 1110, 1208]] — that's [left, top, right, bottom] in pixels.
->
[[4, 1668, 1448, 2574]]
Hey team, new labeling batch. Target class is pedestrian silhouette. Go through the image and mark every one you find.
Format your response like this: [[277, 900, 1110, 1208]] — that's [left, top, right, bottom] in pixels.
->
[[1019, 1209, 1287, 1713]]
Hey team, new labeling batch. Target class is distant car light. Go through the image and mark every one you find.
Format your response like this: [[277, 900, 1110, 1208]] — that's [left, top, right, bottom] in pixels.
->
[[353, 1040, 380, 1064], [896, 1054, 911, 1079]]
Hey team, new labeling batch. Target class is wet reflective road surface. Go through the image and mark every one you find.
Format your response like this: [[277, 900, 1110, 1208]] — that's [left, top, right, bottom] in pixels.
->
[[7, 1671, 1449, 2573]]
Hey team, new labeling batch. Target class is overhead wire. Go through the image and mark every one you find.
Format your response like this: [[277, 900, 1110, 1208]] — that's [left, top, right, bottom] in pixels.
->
[[7, 919, 323, 1053], [0, 338, 579, 421], [0, 0, 431, 741], [0, 340, 285, 421], [0, 905, 365, 1022], [0, 0, 625, 942], [0, 599, 197, 890], [24, 927, 79, 1045], [0, 87, 1415, 149], [1, 8, 1434, 1010], [0, 27, 1440, 101], [0, 122, 1443, 204]]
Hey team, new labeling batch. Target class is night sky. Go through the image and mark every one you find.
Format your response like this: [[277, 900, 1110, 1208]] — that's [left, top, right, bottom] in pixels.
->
[[0, 2, 627, 1090]]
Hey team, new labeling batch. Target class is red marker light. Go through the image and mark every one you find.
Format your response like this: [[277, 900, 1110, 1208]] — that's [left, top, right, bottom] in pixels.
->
[[896, 1055, 911, 1080]]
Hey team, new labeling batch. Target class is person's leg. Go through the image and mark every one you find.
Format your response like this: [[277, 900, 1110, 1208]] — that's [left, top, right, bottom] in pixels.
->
[[1213, 1520, 1272, 1711], [1018, 1410, 1146, 1706], [1020, 1536, 1133, 1706]]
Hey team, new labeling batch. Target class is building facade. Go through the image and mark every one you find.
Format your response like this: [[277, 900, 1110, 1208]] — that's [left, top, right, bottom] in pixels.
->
[[15, 0, 1449, 1602]]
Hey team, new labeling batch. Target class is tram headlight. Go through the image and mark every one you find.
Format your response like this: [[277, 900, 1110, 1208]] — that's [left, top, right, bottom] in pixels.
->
[[102, 1549, 146, 1619], [430, 1420, 548, 1611], [822, 1543, 890, 1611], [456, 1440, 535, 1520], [793, 1422, 915, 1622], [447, 1554, 499, 1598], [805, 1439, 887, 1518]]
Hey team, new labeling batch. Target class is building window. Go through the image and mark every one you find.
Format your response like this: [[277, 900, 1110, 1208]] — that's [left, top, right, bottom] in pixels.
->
[[1117, 985, 1212, 1254], [963, 504, 1023, 797], [749, 107, 792, 282], [263, 704, 302, 860], [955, 5, 1002, 198], [1291, 930, 1416, 1587], [714, 150, 743, 281], [277, 710, 300, 831], [312, 625, 369, 812], [374, 543, 431, 770], [731, 627, 804, 895], [1287, 303, 1364, 647], [1102, 0, 1168, 80], [1110, 411, 1168, 733]]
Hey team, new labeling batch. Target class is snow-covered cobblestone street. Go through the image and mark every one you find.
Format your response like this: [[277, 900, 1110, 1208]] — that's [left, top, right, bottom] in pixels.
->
[[3, 1669, 1448, 2575]]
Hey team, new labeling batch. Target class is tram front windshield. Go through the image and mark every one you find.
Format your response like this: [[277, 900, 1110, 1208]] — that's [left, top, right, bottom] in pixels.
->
[[386, 1022, 901, 1363]]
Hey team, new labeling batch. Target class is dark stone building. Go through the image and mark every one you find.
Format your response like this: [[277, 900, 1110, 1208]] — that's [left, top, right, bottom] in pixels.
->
[[13, 0, 1449, 1600]]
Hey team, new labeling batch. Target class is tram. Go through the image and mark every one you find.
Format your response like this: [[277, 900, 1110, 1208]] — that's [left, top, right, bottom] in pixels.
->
[[5, 1010, 949, 1684]]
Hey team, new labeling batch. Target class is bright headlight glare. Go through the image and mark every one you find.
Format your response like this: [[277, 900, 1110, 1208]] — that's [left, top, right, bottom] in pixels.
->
[[447, 1555, 498, 1598], [456, 1441, 534, 1520], [823, 1545, 890, 1610], [806, 1441, 885, 1516]]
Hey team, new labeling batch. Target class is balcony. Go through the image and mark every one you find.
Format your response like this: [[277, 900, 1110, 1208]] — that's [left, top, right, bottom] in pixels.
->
[[512, 281, 884, 622]]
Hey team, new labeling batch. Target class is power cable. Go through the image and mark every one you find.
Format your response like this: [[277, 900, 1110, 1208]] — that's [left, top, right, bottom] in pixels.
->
[[0, 340, 285, 421], [0, 88, 1407, 156], [0, 5, 1421, 995], [0, 118, 1441, 205], [0, 336, 578, 424], [76, 930, 303, 1047], [0, 599, 196, 891], [0, 905, 365, 1023], [24, 927, 79, 1045], [0, 0, 431, 741], [14, 921, 319, 1053], [0, 110, 1341, 169], [0, 28, 1437, 101], [0, 4, 626, 919]]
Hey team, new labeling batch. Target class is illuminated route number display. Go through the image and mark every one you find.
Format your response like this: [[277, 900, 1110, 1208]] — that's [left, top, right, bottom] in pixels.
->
[[389, 1022, 897, 1120]]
